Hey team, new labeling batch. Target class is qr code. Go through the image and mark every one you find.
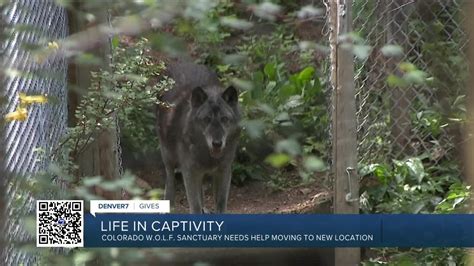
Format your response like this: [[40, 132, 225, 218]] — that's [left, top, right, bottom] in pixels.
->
[[36, 200, 84, 247]]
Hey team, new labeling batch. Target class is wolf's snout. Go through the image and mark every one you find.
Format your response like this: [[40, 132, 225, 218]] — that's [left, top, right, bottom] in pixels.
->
[[212, 140, 223, 148], [209, 139, 225, 158]]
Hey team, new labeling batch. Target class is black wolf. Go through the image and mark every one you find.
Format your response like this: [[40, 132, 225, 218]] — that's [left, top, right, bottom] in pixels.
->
[[156, 61, 240, 214]]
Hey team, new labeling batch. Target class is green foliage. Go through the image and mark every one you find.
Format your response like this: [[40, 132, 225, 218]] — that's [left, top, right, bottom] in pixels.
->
[[359, 157, 470, 214], [387, 62, 428, 88], [356, 6, 471, 262], [113, 38, 173, 152], [21, 37, 173, 264], [175, 0, 234, 61], [6, 0, 470, 264], [58, 38, 173, 167], [411, 109, 444, 138], [220, 29, 329, 185], [410, 12, 469, 98], [363, 247, 466, 266], [360, 156, 470, 265], [174, 3, 329, 186], [17, 164, 153, 264]]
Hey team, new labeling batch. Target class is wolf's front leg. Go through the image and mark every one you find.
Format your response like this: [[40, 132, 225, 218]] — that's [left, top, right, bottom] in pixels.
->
[[213, 166, 232, 213], [182, 169, 204, 214], [163, 165, 176, 208]]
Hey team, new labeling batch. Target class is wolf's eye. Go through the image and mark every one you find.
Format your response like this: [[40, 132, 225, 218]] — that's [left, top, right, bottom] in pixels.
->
[[203, 116, 212, 123], [221, 117, 229, 123]]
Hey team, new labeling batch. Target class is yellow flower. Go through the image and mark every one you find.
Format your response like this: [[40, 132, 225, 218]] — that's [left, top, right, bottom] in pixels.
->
[[19, 93, 48, 105], [5, 93, 49, 122], [5, 107, 28, 122], [47, 41, 59, 50]]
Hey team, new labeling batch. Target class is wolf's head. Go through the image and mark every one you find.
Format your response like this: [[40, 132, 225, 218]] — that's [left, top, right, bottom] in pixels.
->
[[190, 85, 240, 159]]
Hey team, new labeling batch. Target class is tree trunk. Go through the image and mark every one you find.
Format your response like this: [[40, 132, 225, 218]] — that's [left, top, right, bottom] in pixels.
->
[[68, 4, 120, 199]]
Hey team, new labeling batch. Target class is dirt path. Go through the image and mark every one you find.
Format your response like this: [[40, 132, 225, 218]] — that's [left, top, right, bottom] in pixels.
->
[[136, 170, 332, 214], [150, 248, 335, 266], [135, 171, 335, 265], [176, 180, 332, 214]]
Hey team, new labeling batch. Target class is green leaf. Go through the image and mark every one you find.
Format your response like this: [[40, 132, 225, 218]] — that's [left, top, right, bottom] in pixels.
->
[[374, 165, 392, 184], [252, 2, 282, 21], [99, 181, 119, 191], [359, 163, 379, 176], [305, 76, 322, 98], [283, 95, 303, 109], [220, 17, 253, 30], [338, 32, 364, 44], [274, 112, 291, 124], [411, 201, 426, 214], [111, 35, 120, 49], [399, 62, 417, 72], [241, 119, 265, 139], [74, 251, 94, 264], [223, 54, 247, 65], [404, 70, 427, 85], [303, 156, 325, 172], [352, 44, 372, 60], [266, 81, 277, 91], [452, 197, 464, 208], [298, 66, 315, 83], [257, 103, 275, 115], [264, 62, 277, 80], [265, 153, 291, 168], [216, 64, 230, 72], [360, 163, 392, 184], [253, 71, 265, 83], [405, 158, 426, 183], [231, 78, 254, 91], [381, 44, 403, 57], [387, 74, 407, 87], [83, 176, 103, 187], [390, 252, 417, 265], [276, 139, 301, 156], [279, 83, 298, 98]]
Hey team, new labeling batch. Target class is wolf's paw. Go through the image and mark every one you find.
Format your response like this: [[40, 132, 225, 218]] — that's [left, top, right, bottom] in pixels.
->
[[202, 207, 214, 214]]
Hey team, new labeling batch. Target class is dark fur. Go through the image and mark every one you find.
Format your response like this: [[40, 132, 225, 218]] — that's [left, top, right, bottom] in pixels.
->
[[156, 61, 240, 213]]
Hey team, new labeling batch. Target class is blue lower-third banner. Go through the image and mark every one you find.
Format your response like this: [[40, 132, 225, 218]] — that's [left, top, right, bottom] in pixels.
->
[[83, 214, 474, 248]]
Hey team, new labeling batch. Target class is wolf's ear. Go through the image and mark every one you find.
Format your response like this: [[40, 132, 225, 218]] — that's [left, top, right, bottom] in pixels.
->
[[191, 87, 207, 108], [222, 86, 238, 106]]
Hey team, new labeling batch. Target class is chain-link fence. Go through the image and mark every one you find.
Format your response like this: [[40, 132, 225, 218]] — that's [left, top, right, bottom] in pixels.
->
[[353, 0, 467, 164], [2, 0, 68, 265]]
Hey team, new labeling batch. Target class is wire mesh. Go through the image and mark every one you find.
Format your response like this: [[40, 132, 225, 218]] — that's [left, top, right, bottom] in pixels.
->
[[0, 3, 7, 263], [2, 0, 68, 265], [353, 0, 468, 164], [323, 0, 334, 171]]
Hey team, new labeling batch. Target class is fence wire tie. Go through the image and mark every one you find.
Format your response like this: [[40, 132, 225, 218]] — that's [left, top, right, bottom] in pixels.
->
[[345, 166, 358, 203]]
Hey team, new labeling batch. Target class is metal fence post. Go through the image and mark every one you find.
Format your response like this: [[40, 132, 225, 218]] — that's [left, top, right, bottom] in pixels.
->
[[0, 2, 7, 262], [330, 0, 360, 265]]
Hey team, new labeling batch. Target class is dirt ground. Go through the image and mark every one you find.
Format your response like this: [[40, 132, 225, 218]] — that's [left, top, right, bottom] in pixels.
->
[[177, 180, 332, 214], [135, 169, 333, 214], [149, 248, 335, 266], [133, 169, 335, 265]]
